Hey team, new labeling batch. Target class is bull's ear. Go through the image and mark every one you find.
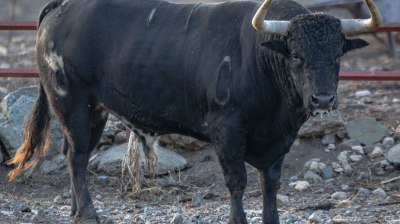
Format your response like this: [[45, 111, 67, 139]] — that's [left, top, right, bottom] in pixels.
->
[[261, 40, 288, 55], [345, 38, 369, 52]]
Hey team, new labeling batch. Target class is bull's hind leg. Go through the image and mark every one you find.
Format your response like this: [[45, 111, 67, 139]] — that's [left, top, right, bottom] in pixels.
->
[[209, 113, 248, 224], [55, 97, 106, 223], [63, 108, 108, 218]]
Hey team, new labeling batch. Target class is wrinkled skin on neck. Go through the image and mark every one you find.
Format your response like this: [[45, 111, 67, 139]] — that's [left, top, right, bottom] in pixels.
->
[[261, 13, 369, 116]]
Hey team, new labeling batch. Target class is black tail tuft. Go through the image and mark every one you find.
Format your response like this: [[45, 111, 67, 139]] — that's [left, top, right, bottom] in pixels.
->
[[7, 84, 52, 181]]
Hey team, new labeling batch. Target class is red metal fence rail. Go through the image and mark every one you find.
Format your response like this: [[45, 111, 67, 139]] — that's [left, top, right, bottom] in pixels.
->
[[1, 21, 400, 80]]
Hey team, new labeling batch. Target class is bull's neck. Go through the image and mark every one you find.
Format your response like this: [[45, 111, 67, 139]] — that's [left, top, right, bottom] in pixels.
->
[[249, 34, 307, 130]]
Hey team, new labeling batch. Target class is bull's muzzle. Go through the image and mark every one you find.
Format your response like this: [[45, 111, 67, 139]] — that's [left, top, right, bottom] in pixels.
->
[[309, 94, 336, 116]]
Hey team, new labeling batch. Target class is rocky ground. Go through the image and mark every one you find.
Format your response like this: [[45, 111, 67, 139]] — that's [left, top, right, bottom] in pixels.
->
[[1, 3, 400, 223]]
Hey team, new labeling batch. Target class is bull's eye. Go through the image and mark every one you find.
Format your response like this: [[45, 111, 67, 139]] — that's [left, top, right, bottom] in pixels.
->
[[335, 53, 344, 61], [291, 54, 300, 61]]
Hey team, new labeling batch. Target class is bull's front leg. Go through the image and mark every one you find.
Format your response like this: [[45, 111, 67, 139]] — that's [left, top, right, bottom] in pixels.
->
[[209, 113, 247, 224], [258, 156, 284, 224]]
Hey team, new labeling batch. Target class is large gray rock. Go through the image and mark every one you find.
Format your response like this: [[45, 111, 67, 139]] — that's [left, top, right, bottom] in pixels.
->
[[39, 155, 67, 174], [0, 87, 63, 155], [344, 117, 388, 145], [387, 144, 400, 168], [158, 134, 208, 151], [90, 143, 187, 176], [298, 110, 346, 137]]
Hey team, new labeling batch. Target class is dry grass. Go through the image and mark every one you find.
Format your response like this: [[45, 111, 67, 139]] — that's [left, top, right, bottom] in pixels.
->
[[121, 132, 145, 193]]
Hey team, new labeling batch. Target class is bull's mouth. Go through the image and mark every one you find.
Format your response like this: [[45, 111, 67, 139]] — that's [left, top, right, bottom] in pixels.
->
[[311, 108, 336, 118]]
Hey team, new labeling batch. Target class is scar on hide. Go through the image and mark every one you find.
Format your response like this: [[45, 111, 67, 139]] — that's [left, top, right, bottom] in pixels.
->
[[146, 1, 165, 27], [56, 0, 72, 17], [214, 56, 231, 107], [182, 3, 202, 34]]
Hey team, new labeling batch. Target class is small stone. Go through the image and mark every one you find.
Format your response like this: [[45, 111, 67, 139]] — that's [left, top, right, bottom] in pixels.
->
[[331, 192, 347, 200], [290, 176, 299, 182], [114, 131, 127, 144], [337, 151, 349, 163], [277, 194, 289, 206], [60, 206, 71, 211], [318, 163, 326, 170], [250, 217, 262, 223], [309, 213, 322, 223], [62, 190, 71, 198], [304, 171, 322, 181], [281, 212, 296, 220], [371, 147, 384, 158], [53, 196, 63, 205], [333, 218, 350, 223], [309, 161, 319, 171], [359, 188, 371, 196], [355, 90, 371, 97], [338, 139, 360, 151], [342, 162, 353, 173], [336, 131, 347, 139], [328, 144, 336, 150], [96, 194, 102, 200], [351, 146, 364, 155], [372, 188, 387, 198], [334, 168, 344, 173], [191, 195, 204, 207], [313, 188, 325, 194], [387, 144, 400, 167], [322, 134, 336, 146], [380, 159, 390, 167], [295, 181, 310, 192], [190, 216, 198, 222], [349, 155, 363, 162], [305, 158, 320, 169], [321, 167, 333, 178], [341, 184, 349, 191], [171, 213, 183, 224], [331, 162, 341, 169], [209, 215, 220, 221], [93, 200, 104, 208], [303, 209, 314, 217], [382, 137, 395, 148]]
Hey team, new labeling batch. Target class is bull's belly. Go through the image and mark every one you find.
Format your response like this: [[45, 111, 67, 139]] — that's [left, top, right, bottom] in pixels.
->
[[97, 87, 211, 142]]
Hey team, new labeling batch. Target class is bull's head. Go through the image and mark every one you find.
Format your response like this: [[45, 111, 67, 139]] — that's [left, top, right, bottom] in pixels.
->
[[252, 0, 382, 116]]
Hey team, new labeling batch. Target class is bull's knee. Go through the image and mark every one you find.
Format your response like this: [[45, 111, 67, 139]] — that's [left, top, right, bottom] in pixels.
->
[[225, 172, 247, 194]]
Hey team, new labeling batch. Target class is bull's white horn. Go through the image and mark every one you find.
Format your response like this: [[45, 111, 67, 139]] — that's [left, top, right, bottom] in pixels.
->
[[252, 0, 290, 36], [341, 0, 383, 35]]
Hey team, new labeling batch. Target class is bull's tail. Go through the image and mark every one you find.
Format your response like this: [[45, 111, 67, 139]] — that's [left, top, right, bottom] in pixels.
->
[[38, 0, 63, 28], [7, 84, 51, 181]]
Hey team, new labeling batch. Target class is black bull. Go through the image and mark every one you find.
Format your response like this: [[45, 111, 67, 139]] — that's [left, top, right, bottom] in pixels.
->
[[8, 0, 376, 223]]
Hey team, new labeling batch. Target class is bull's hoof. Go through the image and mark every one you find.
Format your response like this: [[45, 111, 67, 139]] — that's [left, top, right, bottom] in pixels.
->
[[69, 210, 77, 217], [73, 215, 99, 224]]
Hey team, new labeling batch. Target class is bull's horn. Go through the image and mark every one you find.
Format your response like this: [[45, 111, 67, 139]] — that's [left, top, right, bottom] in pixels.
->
[[252, 0, 290, 36], [341, 0, 382, 35]]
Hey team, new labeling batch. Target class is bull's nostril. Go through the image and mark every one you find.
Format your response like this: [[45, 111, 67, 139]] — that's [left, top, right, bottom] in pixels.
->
[[329, 95, 335, 105], [311, 94, 319, 105], [311, 94, 335, 109]]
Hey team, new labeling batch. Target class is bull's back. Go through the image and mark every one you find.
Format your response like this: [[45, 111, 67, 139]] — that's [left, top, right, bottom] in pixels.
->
[[36, 0, 255, 138]]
